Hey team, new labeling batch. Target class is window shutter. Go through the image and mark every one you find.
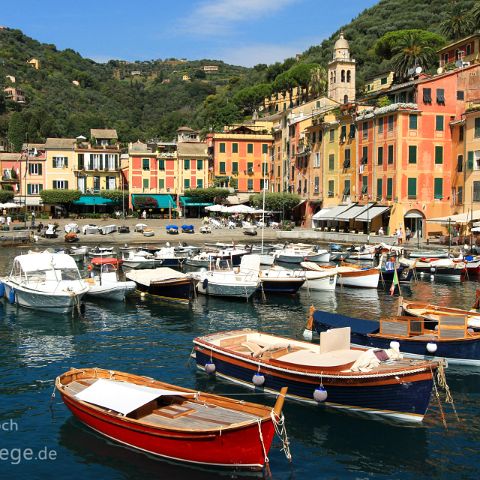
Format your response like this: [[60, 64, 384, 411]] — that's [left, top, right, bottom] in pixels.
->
[[434, 178, 443, 199], [435, 146, 443, 164], [65, 181, 68, 189], [65, 157, 68, 167], [468, 151, 474, 170], [38, 164, 42, 175], [27, 184, 31, 195]]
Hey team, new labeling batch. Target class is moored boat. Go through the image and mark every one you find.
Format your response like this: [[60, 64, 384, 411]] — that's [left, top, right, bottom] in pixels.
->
[[56, 367, 289, 471], [126, 267, 195, 302], [1, 251, 89, 313], [308, 306, 480, 366], [259, 267, 306, 294], [84, 265, 136, 301], [194, 328, 439, 422]]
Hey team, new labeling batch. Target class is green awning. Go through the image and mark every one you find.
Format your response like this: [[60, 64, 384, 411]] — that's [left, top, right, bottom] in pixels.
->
[[179, 196, 213, 207], [132, 194, 176, 209], [73, 195, 115, 206]]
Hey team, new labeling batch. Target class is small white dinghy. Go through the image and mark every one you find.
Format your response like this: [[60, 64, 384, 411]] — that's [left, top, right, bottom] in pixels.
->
[[84, 264, 136, 301]]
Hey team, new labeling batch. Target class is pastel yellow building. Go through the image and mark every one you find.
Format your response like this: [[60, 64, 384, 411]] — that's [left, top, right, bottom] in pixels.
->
[[44, 138, 77, 191]]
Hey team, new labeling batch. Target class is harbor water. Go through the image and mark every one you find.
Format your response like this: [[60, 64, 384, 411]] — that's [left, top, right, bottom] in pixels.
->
[[1, 245, 480, 479]]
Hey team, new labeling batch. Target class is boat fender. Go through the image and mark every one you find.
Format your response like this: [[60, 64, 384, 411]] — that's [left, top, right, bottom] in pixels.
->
[[430, 267, 436, 273], [426, 343, 438, 354], [467, 328, 475, 334], [202, 278, 208, 290], [87, 264, 93, 271], [313, 386, 327, 402], [252, 372, 265, 387], [8, 288, 15, 304], [0, 281, 4, 297], [389, 341, 400, 351], [205, 361, 216, 374], [302, 329, 313, 341]]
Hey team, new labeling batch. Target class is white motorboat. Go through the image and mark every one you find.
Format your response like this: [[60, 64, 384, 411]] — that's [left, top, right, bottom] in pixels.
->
[[193, 255, 261, 299], [301, 269, 338, 291], [69, 245, 89, 256], [274, 246, 330, 264], [184, 248, 249, 268], [88, 246, 115, 258], [84, 265, 136, 301], [121, 249, 158, 270], [301, 261, 379, 289], [259, 253, 275, 266], [1, 251, 89, 313], [64, 223, 80, 234], [99, 224, 118, 235], [259, 266, 306, 294], [83, 224, 100, 235]]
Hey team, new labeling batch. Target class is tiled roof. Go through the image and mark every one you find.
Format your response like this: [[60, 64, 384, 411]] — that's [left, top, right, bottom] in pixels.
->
[[45, 138, 76, 149], [90, 128, 118, 139]]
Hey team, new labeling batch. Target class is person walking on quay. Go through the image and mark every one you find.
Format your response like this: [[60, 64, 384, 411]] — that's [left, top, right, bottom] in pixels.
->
[[405, 227, 411, 242], [31, 211, 36, 228], [142, 210, 147, 220]]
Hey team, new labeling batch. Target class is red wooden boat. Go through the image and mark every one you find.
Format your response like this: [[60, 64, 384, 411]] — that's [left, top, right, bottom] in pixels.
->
[[56, 368, 288, 471], [90, 257, 123, 269]]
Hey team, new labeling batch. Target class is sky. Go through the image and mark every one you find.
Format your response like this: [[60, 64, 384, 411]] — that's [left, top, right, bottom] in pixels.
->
[[1, 0, 379, 67]]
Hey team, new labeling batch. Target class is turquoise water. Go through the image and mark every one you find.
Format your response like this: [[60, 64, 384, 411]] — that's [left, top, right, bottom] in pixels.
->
[[1, 246, 479, 479]]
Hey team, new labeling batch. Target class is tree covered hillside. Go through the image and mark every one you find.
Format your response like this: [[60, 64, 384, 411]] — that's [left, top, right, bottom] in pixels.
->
[[0, 0, 478, 148]]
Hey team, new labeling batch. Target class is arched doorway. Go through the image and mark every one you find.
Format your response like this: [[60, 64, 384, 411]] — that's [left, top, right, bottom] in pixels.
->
[[404, 209, 425, 242]]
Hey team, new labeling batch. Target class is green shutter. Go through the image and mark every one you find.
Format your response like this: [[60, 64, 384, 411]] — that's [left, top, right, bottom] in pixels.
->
[[409, 114, 417, 130], [247, 162, 254, 173], [408, 146, 417, 164], [184, 179, 190, 189], [197, 179, 203, 188], [38, 164, 42, 175], [388, 145, 394, 164], [468, 151, 474, 170], [184, 159, 190, 170], [248, 179, 253, 190], [408, 178, 417, 198], [377, 147, 383, 165], [434, 178, 443, 199], [65, 157, 68, 167], [65, 181, 68, 189], [27, 184, 31, 195], [247, 144, 253, 154], [232, 143, 238, 153], [159, 179, 164, 190], [435, 115, 444, 131], [387, 178, 393, 198], [158, 159, 165, 170], [219, 143, 225, 153], [232, 162, 238, 173], [475, 118, 480, 138], [435, 146, 443, 164], [262, 144, 268, 154], [197, 160, 202, 170], [219, 162, 225, 174], [377, 178, 383, 199]]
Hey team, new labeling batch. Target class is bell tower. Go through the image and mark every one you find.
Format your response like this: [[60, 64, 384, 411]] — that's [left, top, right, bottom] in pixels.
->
[[328, 32, 356, 104]]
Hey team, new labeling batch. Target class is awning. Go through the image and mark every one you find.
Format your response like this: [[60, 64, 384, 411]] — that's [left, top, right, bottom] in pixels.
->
[[132, 194, 175, 209], [312, 208, 332, 220], [336, 202, 376, 221], [404, 210, 424, 219], [179, 196, 213, 207], [73, 195, 115, 206], [427, 210, 480, 224], [293, 199, 307, 209], [320, 204, 355, 221], [355, 206, 390, 222], [75, 378, 193, 416]]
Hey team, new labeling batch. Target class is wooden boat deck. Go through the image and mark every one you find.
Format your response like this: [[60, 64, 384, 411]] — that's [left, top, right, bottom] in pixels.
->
[[64, 379, 260, 430]]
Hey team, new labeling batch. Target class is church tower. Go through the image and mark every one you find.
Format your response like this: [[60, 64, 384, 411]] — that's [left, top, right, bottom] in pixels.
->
[[328, 32, 356, 104]]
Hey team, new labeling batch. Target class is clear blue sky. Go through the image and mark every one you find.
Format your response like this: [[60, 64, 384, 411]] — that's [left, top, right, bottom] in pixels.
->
[[2, 0, 378, 66]]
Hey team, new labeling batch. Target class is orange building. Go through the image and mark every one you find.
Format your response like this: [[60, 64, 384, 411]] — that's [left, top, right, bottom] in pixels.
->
[[208, 126, 273, 195]]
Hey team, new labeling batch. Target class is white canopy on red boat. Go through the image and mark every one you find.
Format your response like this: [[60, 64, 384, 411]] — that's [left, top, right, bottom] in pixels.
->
[[75, 378, 195, 416]]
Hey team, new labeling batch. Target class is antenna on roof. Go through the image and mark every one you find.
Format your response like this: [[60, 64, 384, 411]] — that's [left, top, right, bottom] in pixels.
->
[[415, 66, 422, 75]]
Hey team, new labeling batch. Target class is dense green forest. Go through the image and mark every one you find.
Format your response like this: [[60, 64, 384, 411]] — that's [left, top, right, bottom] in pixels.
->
[[0, 0, 478, 148]]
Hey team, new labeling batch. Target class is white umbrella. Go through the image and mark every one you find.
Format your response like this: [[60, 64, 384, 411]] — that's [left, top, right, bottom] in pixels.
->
[[225, 205, 255, 214], [205, 205, 227, 212], [0, 202, 20, 209]]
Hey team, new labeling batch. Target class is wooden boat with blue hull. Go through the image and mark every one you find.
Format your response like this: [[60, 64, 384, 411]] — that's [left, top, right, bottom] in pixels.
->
[[193, 329, 439, 422], [259, 268, 306, 294], [308, 308, 480, 366]]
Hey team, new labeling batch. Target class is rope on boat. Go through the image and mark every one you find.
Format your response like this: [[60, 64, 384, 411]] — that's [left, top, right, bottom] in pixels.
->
[[257, 419, 271, 478], [436, 361, 459, 422], [431, 366, 447, 429], [271, 411, 292, 463]]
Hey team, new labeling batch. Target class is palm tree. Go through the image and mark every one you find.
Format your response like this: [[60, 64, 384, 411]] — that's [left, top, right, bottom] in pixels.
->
[[440, 1, 475, 40], [391, 31, 437, 79]]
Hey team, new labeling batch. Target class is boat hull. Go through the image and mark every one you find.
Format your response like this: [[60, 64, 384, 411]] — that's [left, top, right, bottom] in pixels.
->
[[337, 270, 380, 288], [260, 278, 305, 294], [302, 273, 337, 291], [135, 278, 194, 302], [194, 346, 432, 422], [2, 280, 86, 313], [197, 280, 259, 299], [58, 373, 275, 471], [313, 310, 480, 366], [85, 282, 136, 301]]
